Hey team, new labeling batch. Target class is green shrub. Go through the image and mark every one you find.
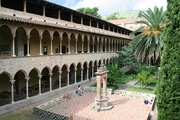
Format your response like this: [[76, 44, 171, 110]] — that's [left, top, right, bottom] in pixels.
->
[[137, 71, 151, 87]]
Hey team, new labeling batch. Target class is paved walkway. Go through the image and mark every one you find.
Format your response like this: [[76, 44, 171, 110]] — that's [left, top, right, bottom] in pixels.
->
[[59, 92, 152, 120], [118, 80, 158, 120], [0, 79, 158, 120]]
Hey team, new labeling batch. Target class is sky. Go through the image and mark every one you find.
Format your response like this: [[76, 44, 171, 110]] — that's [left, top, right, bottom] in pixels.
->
[[47, 0, 167, 17]]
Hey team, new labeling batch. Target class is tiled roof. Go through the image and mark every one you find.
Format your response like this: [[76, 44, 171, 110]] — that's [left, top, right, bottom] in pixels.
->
[[0, 14, 131, 40]]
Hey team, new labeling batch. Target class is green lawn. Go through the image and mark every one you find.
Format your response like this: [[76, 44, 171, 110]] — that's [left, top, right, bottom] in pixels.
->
[[126, 86, 156, 94]]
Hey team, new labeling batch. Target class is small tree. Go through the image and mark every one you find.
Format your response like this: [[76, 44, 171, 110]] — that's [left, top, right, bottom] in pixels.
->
[[137, 71, 151, 87], [107, 64, 124, 85]]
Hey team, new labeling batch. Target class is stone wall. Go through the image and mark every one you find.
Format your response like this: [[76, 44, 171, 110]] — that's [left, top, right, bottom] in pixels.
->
[[0, 52, 117, 76]]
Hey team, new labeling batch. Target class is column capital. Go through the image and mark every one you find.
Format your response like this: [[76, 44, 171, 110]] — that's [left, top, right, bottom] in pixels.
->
[[49, 73, 53, 76], [59, 71, 62, 75], [38, 75, 42, 78], [10, 80, 15, 84], [25, 77, 30, 81]]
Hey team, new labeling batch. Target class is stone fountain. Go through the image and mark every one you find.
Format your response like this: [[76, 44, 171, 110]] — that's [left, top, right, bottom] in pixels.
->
[[92, 63, 114, 112]]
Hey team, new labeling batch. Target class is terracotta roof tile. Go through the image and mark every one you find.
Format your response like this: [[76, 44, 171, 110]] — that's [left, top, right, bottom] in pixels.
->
[[0, 15, 131, 40]]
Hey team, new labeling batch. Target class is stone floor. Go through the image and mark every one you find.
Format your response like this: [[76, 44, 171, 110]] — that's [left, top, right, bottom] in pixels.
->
[[0, 80, 157, 120], [37, 91, 153, 120]]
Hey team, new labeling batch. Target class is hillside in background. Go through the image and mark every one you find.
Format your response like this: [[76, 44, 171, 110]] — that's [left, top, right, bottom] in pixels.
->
[[104, 10, 142, 20]]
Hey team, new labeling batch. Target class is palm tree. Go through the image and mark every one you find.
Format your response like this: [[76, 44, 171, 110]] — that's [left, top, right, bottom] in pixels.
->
[[130, 6, 166, 77]]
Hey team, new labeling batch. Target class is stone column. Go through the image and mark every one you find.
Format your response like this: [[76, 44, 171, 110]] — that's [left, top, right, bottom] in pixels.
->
[[58, 10, 61, 19], [81, 39, 84, 53], [49, 73, 53, 91], [38, 75, 42, 95], [92, 39, 95, 53], [60, 37, 62, 54], [0, 0, 1, 7], [81, 17, 83, 25], [25, 77, 30, 99], [50, 37, 53, 55], [111, 40, 113, 52], [10, 80, 15, 104], [26, 35, 30, 56], [108, 39, 110, 52], [96, 76, 101, 99], [81, 68, 83, 81], [101, 39, 103, 52], [12, 34, 16, 57], [43, 6, 46, 16], [39, 36, 43, 55], [71, 14, 73, 22], [75, 39, 78, 54], [59, 71, 62, 88], [87, 39, 90, 53], [74, 69, 77, 83], [68, 38, 71, 54], [97, 38, 99, 53], [23, 0, 27, 12], [103, 78, 107, 98]]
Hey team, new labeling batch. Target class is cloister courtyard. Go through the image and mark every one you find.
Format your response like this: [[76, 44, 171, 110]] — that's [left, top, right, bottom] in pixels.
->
[[0, 80, 157, 120]]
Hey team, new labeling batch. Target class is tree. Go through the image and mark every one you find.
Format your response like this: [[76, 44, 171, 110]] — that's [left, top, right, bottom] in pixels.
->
[[76, 7, 101, 18], [112, 43, 137, 68], [107, 64, 124, 85], [130, 6, 166, 77], [157, 0, 180, 119], [104, 12, 126, 20]]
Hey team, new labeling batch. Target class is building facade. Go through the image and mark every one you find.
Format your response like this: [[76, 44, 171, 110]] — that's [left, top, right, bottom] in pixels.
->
[[0, 0, 131, 110]]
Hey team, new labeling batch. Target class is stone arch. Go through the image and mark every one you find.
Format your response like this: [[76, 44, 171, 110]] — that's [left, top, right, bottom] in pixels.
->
[[52, 65, 60, 90], [69, 63, 76, 85], [62, 32, 68, 54], [42, 30, 51, 55], [83, 61, 88, 80], [76, 62, 82, 82], [98, 59, 102, 67], [61, 64, 69, 87], [30, 28, 40, 56], [84, 35, 88, 53], [15, 27, 27, 57], [94, 36, 98, 52], [0, 25, 13, 57], [0, 71, 13, 80], [70, 33, 76, 54], [14, 70, 27, 101], [29, 68, 39, 96], [52, 31, 60, 54], [89, 35, 93, 53], [41, 66, 51, 93], [77, 34, 82, 53], [93, 60, 98, 75], [88, 61, 93, 79], [29, 67, 40, 76], [0, 72, 12, 106]]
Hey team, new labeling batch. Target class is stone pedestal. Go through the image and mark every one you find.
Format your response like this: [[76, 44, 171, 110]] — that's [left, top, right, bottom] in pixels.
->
[[92, 63, 113, 112]]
